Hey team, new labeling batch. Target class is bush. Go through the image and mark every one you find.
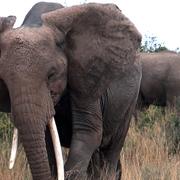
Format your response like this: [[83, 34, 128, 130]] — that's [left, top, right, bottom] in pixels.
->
[[165, 111, 180, 154], [0, 112, 13, 142], [137, 106, 164, 130]]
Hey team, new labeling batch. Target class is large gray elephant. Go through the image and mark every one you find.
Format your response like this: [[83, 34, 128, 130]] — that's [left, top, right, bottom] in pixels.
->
[[137, 51, 180, 111], [0, 2, 142, 180]]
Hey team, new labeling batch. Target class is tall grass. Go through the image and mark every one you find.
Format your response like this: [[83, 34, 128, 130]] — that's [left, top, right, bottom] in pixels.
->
[[0, 113, 31, 180], [122, 106, 180, 180], [0, 107, 179, 180]]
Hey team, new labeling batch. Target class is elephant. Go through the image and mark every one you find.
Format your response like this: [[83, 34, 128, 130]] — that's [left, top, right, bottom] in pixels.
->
[[0, 2, 142, 180], [137, 51, 180, 110]]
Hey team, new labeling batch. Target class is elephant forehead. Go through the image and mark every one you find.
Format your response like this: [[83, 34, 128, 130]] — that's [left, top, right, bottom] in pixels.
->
[[1, 26, 54, 46], [0, 27, 57, 76]]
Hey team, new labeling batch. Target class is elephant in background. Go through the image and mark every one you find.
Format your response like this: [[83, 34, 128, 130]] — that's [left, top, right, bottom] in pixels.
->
[[0, 2, 142, 180], [136, 51, 180, 113]]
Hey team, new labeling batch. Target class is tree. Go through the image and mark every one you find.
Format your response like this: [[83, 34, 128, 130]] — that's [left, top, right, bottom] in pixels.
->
[[140, 35, 168, 53]]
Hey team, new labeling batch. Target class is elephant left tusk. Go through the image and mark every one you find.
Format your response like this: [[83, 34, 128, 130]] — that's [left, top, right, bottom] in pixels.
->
[[48, 117, 64, 180], [9, 127, 18, 169]]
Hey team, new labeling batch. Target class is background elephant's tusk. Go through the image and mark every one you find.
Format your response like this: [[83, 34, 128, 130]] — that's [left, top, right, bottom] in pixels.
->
[[9, 127, 18, 169], [48, 117, 64, 180]]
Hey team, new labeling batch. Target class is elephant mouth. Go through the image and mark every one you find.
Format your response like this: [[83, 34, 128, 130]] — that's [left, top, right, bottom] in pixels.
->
[[51, 92, 61, 106], [9, 117, 65, 180]]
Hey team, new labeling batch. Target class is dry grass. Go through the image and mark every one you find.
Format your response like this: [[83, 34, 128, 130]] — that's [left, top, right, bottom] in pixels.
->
[[0, 144, 31, 180], [121, 122, 180, 180], [0, 107, 179, 180], [121, 106, 180, 180]]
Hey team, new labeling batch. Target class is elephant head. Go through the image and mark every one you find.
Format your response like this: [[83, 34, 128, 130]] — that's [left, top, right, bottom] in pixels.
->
[[0, 3, 141, 180]]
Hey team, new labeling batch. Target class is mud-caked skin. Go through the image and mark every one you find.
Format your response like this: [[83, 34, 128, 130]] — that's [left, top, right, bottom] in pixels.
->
[[0, 2, 142, 180]]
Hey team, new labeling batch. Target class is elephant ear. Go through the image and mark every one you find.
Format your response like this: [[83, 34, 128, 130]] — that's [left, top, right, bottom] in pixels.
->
[[0, 16, 16, 33], [42, 3, 141, 100]]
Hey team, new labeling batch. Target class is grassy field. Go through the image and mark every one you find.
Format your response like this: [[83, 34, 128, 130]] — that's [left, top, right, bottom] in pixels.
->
[[121, 107, 180, 180], [0, 106, 179, 180]]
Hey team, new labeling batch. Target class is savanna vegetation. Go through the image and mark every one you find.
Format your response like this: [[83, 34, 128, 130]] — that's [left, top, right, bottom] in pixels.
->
[[0, 107, 179, 180], [122, 106, 180, 180]]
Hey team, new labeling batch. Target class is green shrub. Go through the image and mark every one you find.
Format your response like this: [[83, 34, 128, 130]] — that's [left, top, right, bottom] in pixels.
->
[[0, 112, 13, 142], [165, 111, 180, 154], [137, 106, 164, 130]]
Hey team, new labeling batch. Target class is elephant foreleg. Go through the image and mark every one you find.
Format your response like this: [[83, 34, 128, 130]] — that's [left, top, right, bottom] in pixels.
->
[[116, 160, 122, 180], [87, 151, 121, 180], [64, 98, 103, 179], [100, 97, 136, 180]]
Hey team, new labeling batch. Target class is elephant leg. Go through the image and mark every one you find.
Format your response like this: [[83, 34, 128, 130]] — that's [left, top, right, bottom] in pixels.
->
[[84, 146, 122, 180], [64, 98, 103, 179], [87, 149, 102, 179], [87, 150, 121, 180], [116, 159, 122, 180], [100, 98, 136, 180]]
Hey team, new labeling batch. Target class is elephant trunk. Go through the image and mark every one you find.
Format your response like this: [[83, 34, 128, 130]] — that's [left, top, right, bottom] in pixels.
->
[[21, 127, 52, 180], [12, 103, 53, 180], [7, 84, 60, 180]]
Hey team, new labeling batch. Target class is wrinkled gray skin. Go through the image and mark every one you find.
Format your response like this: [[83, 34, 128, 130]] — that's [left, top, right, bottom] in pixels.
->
[[0, 2, 142, 180], [137, 51, 180, 112]]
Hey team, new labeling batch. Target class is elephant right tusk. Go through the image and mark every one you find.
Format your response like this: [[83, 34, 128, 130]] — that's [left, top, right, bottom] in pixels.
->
[[48, 117, 64, 180], [9, 127, 18, 169]]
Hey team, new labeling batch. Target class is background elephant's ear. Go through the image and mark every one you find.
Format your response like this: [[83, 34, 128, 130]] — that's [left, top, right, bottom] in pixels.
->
[[43, 3, 142, 100], [0, 80, 11, 112], [0, 16, 16, 33]]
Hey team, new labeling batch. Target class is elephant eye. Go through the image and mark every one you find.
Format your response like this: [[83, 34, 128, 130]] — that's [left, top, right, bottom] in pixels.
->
[[47, 68, 56, 81], [48, 72, 55, 81]]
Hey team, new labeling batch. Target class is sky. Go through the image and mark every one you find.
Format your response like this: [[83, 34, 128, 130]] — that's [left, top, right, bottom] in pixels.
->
[[0, 0, 180, 50]]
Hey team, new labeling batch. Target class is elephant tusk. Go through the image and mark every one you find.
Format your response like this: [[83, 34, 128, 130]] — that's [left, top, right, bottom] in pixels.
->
[[9, 127, 18, 169], [48, 117, 64, 180]]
